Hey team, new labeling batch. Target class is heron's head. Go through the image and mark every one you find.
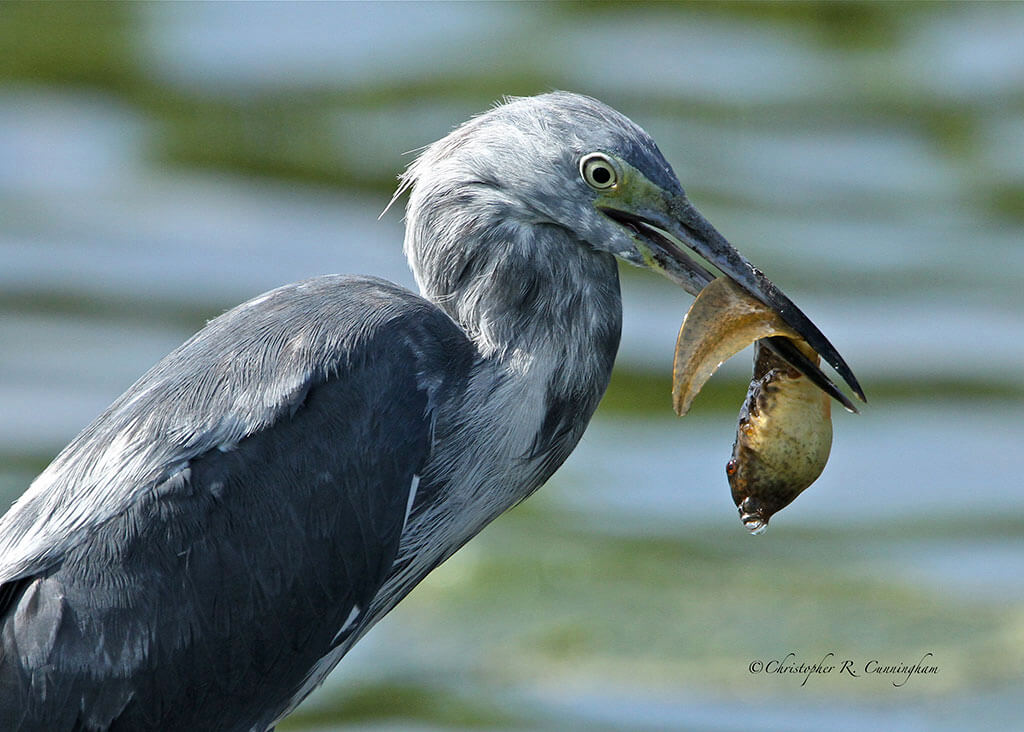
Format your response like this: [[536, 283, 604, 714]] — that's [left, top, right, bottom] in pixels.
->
[[396, 92, 861, 402]]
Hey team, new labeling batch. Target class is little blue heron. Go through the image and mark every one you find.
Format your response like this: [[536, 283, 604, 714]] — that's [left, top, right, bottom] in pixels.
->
[[0, 93, 861, 730]]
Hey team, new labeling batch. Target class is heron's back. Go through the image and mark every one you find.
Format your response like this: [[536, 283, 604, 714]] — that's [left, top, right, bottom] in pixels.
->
[[0, 275, 474, 731]]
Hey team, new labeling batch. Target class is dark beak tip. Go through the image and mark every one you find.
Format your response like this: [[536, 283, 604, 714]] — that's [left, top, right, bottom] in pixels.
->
[[793, 326, 866, 407], [840, 368, 867, 405], [764, 337, 862, 414], [825, 370, 865, 412]]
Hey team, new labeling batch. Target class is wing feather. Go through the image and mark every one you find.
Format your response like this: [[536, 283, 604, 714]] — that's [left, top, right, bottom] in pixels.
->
[[0, 275, 474, 731]]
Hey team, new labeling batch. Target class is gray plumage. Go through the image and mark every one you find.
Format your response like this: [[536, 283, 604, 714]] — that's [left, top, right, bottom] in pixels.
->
[[0, 92, 860, 731]]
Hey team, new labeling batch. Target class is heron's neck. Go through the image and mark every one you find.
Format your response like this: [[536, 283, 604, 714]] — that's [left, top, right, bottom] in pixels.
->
[[373, 220, 623, 631], [384, 221, 620, 606], [409, 222, 622, 407]]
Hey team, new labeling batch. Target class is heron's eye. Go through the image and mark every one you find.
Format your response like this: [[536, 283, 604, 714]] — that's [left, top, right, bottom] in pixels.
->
[[580, 154, 618, 190]]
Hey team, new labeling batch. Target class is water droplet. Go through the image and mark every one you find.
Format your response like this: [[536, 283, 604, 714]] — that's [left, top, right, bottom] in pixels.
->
[[743, 517, 768, 535]]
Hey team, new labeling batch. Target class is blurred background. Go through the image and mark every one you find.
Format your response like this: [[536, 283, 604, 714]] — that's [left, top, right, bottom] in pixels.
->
[[1, 2, 1022, 730]]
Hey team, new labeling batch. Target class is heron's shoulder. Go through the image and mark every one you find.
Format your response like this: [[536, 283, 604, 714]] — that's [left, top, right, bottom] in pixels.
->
[[0, 275, 474, 584], [229, 273, 470, 350]]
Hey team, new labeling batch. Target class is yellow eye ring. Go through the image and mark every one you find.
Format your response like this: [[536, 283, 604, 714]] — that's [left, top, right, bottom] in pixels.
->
[[580, 153, 618, 190]]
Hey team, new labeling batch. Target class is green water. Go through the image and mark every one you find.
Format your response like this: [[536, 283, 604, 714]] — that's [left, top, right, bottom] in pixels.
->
[[1, 2, 1021, 730]]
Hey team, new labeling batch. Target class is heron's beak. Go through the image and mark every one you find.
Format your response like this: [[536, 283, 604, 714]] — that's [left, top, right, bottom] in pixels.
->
[[600, 194, 865, 410]]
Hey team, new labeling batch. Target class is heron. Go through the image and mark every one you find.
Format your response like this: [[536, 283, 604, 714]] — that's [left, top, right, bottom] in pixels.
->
[[0, 92, 861, 730]]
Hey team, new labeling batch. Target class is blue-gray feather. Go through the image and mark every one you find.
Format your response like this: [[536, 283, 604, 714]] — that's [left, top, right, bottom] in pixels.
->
[[1, 276, 474, 730]]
